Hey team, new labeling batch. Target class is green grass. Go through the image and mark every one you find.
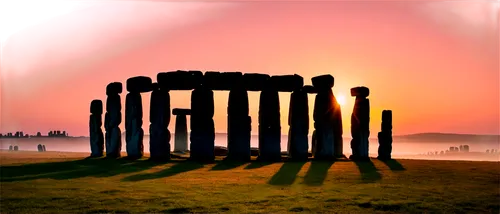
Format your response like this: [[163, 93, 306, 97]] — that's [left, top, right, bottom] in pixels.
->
[[1, 151, 499, 214]]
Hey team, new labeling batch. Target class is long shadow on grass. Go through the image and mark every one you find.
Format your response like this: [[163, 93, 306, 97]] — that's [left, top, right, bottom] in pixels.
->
[[354, 159, 382, 183], [0, 157, 172, 182], [268, 161, 306, 186], [122, 161, 205, 182], [303, 160, 335, 186], [244, 161, 274, 170], [210, 160, 247, 171], [380, 159, 406, 171]]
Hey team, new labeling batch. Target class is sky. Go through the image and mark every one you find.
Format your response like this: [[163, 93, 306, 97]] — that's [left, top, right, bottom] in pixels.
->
[[0, 0, 499, 137]]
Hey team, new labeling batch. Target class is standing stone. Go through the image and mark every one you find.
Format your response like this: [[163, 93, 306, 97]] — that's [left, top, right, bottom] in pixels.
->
[[14, 146, 18, 151], [105, 82, 123, 158], [312, 75, 336, 160], [89, 99, 104, 157], [350, 86, 370, 161], [258, 82, 281, 161], [42, 145, 46, 152], [125, 76, 153, 159], [37, 144, 43, 152], [9, 145, 12, 151], [377, 110, 393, 160], [224, 72, 251, 161], [288, 87, 310, 161], [173, 108, 191, 153], [190, 85, 215, 161], [463, 145, 469, 152], [149, 83, 171, 160]]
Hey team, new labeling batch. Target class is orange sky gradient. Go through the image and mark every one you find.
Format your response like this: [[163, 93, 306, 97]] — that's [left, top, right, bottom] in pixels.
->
[[1, 1, 499, 137]]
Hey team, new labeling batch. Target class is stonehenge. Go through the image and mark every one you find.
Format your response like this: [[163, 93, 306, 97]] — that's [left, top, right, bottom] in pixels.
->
[[350, 86, 370, 161], [105, 82, 123, 158], [149, 82, 171, 160], [173, 108, 191, 153], [377, 110, 393, 160], [92, 70, 387, 162], [125, 76, 153, 159], [89, 99, 104, 157]]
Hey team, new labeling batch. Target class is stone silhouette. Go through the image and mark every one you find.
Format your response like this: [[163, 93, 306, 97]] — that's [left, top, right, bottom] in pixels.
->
[[37, 144, 43, 152], [173, 108, 191, 153], [42, 145, 46, 152], [311, 74, 337, 160], [125, 76, 153, 159], [89, 99, 104, 157], [463, 145, 469, 152], [9, 145, 12, 151], [225, 72, 252, 161], [149, 82, 171, 160], [14, 146, 18, 151], [377, 110, 393, 160], [288, 85, 310, 161], [105, 82, 123, 158], [350, 86, 370, 161], [190, 71, 216, 161], [256, 74, 281, 161]]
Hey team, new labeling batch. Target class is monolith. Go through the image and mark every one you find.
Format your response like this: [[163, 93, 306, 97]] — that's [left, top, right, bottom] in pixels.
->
[[149, 82, 171, 160], [173, 108, 191, 153], [311, 74, 339, 160], [288, 85, 309, 161], [377, 110, 393, 160], [350, 86, 370, 161], [225, 72, 251, 161], [89, 99, 104, 157], [190, 75, 216, 161], [105, 82, 123, 158], [125, 76, 153, 159], [258, 76, 281, 161]]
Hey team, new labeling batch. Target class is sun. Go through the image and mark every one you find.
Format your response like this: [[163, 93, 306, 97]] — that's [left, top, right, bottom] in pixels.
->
[[337, 94, 346, 106]]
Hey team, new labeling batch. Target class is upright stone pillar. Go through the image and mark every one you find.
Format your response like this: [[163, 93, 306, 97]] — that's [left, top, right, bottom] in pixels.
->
[[125, 76, 153, 159], [89, 99, 104, 157], [105, 82, 123, 158], [312, 75, 336, 160], [288, 87, 309, 161], [258, 85, 281, 161], [227, 86, 251, 161], [190, 85, 216, 161], [173, 108, 191, 153], [149, 83, 171, 160], [350, 86, 370, 160], [377, 110, 393, 160]]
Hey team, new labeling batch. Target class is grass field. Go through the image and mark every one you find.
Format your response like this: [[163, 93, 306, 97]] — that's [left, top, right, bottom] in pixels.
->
[[1, 151, 499, 214]]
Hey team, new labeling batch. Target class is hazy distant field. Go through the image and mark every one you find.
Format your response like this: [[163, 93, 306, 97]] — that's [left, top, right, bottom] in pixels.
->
[[1, 151, 499, 214], [1, 135, 499, 162]]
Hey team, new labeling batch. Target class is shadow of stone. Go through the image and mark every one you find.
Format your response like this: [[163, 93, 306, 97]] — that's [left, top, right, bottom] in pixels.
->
[[353, 159, 382, 183], [244, 161, 274, 170], [268, 161, 306, 186], [210, 160, 247, 171], [0, 158, 166, 182], [303, 160, 335, 186], [122, 161, 205, 182], [380, 159, 406, 171]]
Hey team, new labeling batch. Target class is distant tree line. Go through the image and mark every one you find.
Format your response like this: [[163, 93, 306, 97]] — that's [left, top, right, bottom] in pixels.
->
[[0, 130, 70, 138]]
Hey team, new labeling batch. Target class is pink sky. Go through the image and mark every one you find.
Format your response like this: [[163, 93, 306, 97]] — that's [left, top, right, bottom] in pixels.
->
[[1, 0, 499, 137]]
